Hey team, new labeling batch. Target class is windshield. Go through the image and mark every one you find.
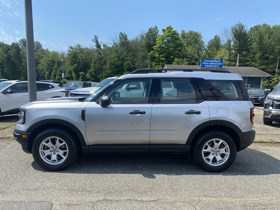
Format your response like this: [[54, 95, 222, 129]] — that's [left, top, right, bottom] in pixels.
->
[[273, 82, 280, 93], [96, 78, 115, 87], [0, 82, 12, 91], [64, 81, 83, 89], [248, 89, 264, 95], [85, 80, 116, 102]]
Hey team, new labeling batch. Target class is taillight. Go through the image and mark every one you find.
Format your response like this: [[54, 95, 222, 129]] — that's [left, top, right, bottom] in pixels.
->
[[250, 107, 255, 124]]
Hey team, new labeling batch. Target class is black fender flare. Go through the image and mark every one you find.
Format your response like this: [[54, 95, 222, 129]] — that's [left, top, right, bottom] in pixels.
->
[[27, 119, 86, 147], [187, 120, 243, 147]]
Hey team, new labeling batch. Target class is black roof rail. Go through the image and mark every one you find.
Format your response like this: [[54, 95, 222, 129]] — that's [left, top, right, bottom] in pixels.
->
[[130, 68, 229, 74]]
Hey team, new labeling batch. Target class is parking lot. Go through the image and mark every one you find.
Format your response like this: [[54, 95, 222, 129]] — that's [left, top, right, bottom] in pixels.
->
[[0, 107, 279, 209]]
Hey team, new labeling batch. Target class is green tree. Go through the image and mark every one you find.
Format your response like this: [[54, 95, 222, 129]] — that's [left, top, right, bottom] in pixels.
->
[[205, 35, 222, 59], [66, 45, 93, 80], [104, 44, 122, 77], [180, 30, 204, 65], [150, 26, 184, 67], [144, 26, 158, 53], [248, 24, 273, 71], [6, 43, 24, 79], [215, 40, 235, 66], [232, 22, 252, 66], [87, 35, 106, 81], [271, 25, 280, 73]]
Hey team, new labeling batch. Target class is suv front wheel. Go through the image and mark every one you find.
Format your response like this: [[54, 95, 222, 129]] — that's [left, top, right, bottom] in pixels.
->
[[32, 129, 79, 171], [193, 131, 236, 172]]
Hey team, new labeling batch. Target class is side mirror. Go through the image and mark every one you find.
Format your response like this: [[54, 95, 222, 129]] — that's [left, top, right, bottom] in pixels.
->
[[100, 96, 110, 107]]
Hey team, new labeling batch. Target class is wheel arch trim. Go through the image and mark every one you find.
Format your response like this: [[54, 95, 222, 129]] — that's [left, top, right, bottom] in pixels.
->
[[187, 120, 242, 149], [27, 119, 86, 148]]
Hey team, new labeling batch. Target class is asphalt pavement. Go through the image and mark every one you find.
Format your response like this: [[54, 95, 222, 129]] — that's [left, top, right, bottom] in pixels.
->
[[0, 108, 280, 209]]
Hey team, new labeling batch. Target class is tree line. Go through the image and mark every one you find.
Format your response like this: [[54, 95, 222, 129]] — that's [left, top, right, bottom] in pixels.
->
[[0, 22, 279, 88]]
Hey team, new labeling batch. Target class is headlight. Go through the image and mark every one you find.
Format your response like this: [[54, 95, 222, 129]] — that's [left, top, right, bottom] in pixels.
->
[[264, 97, 273, 105], [18, 109, 26, 124]]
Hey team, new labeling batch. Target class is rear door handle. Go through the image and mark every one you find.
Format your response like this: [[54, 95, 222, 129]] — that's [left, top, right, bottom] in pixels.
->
[[129, 110, 146, 115], [185, 110, 201, 115]]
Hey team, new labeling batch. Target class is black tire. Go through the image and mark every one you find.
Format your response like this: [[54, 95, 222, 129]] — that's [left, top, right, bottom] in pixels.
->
[[193, 131, 236, 172], [32, 129, 79, 171], [263, 118, 272, 125]]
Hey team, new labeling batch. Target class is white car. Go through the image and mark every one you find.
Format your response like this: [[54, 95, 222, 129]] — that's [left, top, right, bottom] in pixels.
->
[[0, 80, 64, 115], [69, 77, 116, 98]]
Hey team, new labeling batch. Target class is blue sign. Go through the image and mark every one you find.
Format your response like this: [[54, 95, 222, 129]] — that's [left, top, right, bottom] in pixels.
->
[[201, 59, 223, 68]]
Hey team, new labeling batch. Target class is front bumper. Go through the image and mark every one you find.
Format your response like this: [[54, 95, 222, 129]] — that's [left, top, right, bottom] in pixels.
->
[[13, 129, 31, 153], [263, 108, 280, 121], [239, 130, 255, 151]]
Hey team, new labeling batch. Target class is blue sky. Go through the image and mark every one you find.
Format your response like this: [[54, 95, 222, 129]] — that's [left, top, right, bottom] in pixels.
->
[[1, 0, 280, 52]]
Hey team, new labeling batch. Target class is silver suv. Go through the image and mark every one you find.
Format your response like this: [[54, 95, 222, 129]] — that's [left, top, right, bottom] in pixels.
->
[[14, 69, 255, 172], [263, 81, 280, 125]]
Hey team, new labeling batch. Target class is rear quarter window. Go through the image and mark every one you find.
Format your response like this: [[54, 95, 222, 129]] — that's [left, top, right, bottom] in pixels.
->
[[194, 78, 246, 101], [36, 83, 55, 91]]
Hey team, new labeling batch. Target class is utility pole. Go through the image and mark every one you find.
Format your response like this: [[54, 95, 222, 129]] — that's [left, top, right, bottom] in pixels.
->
[[276, 56, 279, 77], [236, 54, 239, 67], [25, 0, 37, 101], [161, 58, 166, 68]]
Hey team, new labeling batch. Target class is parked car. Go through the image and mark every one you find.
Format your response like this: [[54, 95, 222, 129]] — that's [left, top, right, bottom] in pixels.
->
[[0, 80, 64, 115], [247, 88, 265, 106], [61, 81, 94, 96], [40, 80, 61, 84], [14, 69, 255, 172], [263, 82, 280, 125], [69, 77, 116, 98], [264, 88, 273, 97]]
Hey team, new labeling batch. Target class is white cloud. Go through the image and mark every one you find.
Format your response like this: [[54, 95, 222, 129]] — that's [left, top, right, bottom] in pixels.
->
[[12, 10, 20, 17], [0, 0, 11, 8], [0, 0, 22, 17], [0, 29, 18, 43]]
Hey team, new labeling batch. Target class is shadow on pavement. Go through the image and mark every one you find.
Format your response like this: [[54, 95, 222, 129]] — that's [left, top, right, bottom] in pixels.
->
[[32, 147, 280, 177], [0, 114, 18, 123]]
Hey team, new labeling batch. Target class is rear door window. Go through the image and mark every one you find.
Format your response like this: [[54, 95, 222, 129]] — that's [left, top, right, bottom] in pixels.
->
[[159, 78, 200, 104]]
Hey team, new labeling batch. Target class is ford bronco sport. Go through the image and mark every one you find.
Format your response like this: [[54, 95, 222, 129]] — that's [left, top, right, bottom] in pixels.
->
[[14, 69, 255, 172]]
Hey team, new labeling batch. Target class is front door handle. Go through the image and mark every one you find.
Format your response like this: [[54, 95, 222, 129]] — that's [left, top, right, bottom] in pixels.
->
[[185, 110, 201, 115], [129, 110, 146, 115]]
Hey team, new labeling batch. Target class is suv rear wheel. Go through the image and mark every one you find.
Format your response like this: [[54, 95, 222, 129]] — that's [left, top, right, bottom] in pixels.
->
[[32, 129, 79, 171], [193, 131, 236, 172]]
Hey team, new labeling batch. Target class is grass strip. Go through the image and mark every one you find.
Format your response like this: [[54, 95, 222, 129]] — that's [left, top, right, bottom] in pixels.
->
[[0, 123, 16, 131]]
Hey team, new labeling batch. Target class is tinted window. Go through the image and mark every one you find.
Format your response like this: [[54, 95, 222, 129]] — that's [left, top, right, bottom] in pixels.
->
[[37, 83, 54, 91], [159, 78, 198, 104], [106, 79, 151, 104], [9, 83, 28, 93], [195, 79, 244, 101], [96, 78, 115, 87]]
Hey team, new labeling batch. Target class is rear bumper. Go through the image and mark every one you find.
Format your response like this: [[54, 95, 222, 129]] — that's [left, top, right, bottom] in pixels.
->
[[239, 130, 255, 151], [13, 129, 31, 153]]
